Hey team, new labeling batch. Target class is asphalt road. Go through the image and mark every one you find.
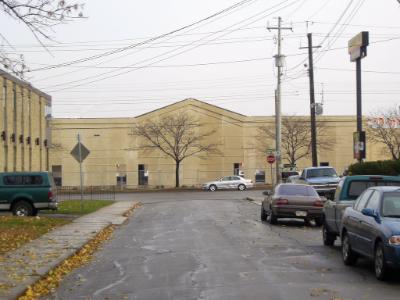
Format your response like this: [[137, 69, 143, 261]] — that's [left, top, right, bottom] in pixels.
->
[[45, 191, 400, 300]]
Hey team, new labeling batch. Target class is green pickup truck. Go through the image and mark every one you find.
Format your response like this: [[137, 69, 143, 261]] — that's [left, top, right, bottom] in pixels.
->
[[0, 172, 58, 216], [322, 175, 400, 246]]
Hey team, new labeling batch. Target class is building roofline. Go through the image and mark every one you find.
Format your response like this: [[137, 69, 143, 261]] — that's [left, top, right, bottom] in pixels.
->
[[134, 98, 246, 119], [0, 69, 52, 105]]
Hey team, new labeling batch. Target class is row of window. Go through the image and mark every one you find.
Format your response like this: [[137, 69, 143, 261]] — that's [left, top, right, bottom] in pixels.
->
[[3, 175, 43, 185]]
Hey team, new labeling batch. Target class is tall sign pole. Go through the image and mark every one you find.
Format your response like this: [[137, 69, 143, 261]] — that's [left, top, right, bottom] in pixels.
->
[[70, 134, 90, 212], [268, 17, 292, 185], [348, 31, 369, 163], [77, 133, 84, 211]]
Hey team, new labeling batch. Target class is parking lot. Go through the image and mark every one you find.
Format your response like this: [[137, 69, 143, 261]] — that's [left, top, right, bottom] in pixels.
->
[[43, 190, 400, 300]]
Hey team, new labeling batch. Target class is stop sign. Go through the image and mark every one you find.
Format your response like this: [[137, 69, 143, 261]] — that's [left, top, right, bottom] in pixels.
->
[[267, 154, 275, 164]]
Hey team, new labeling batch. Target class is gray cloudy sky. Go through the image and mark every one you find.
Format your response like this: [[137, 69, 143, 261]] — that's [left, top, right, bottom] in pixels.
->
[[1, 0, 400, 118]]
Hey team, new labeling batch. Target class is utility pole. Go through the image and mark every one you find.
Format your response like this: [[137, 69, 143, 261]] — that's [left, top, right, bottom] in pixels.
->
[[268, 17, 292, 185], [300, 33, 320, 167]]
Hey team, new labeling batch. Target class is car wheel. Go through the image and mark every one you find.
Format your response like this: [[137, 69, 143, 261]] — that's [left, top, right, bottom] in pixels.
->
[[314, 217, 323, 227], [342, 232, 358, 266], [12, 200, 34, 217], [375, 241, 389, 280], [261, 206, 267, 221], [269, 209, 278, 225], [322, 222, 336, 246], [238, 184, 246, 191], [209, 184, 217, 192]]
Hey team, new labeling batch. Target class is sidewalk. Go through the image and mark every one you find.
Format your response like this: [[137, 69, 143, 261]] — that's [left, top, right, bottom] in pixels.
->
[[0, 201, 138, 300]]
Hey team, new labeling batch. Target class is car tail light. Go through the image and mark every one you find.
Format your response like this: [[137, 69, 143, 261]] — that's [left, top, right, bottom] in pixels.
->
[[276, 198, 289, 205], [313, 199, 324, 207], [48, 189, 54, 201]]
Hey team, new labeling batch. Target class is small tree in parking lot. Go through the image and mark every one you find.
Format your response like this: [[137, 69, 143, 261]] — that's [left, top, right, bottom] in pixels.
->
[[132, 113, 220, 188]]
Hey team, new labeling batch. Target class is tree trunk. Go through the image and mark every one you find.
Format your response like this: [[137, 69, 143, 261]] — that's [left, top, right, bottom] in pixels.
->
[[175, 161, 180, 188]]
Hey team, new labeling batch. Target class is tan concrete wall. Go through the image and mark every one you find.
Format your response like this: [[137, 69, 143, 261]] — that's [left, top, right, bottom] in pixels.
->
[[48, 99, 394, 188], [0, 71, 51, 172]]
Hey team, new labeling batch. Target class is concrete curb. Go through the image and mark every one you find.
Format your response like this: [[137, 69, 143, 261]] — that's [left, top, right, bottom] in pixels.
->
[[0, 201, 139, 300]]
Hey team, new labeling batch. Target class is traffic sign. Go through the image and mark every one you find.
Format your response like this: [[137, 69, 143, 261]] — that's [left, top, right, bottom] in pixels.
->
[[71, 142, 90, 163], [267, 154, 275, 164]]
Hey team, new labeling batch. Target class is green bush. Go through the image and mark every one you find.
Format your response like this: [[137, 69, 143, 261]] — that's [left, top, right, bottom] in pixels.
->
[[348, 160, 400, 176]]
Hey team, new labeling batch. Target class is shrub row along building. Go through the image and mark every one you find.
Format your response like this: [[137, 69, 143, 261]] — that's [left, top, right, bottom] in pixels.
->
[[0, 70, 390, 188]]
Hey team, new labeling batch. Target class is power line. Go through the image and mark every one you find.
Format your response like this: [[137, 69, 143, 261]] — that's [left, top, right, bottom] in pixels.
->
[[29, 0, 257, 72], [43, 0, 301, 92]]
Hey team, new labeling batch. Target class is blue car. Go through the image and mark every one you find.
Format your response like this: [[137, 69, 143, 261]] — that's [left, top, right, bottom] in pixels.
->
[[341, 186, 400, 280]]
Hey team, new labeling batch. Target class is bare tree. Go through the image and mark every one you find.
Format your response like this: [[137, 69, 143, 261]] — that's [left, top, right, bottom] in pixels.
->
[[258, 116, 333, 166], [132, 114, 220, 188], [0, 0, 84, 77], [367, 107, 400, 160]]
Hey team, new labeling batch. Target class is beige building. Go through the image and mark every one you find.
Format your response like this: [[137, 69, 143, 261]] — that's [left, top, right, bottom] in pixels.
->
[[0, 70, 51, 172], [49, 98, 389, 188]]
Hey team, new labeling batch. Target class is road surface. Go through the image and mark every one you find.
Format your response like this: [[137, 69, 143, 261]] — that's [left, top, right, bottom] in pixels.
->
[[45, 191, 400, 300]]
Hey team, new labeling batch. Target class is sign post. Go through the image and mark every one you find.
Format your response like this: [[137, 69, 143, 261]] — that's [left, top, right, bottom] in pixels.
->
[[348, 31, 369, 162], [267, 154, 276, 187], [70, 134, 90, 212]]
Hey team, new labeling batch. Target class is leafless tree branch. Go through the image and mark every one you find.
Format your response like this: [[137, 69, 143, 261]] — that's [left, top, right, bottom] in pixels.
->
[[257, 116, 334, 166], [367, 107, 400, 160], [0, 0, 84, 77], [131, 113, 221, 187]]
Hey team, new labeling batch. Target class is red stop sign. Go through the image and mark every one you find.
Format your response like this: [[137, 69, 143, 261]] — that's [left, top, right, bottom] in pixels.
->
[[267, 154, 275, 164]]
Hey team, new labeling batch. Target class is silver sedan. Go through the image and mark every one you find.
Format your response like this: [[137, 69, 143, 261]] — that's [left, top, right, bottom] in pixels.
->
[[202, 176, 254, 191]]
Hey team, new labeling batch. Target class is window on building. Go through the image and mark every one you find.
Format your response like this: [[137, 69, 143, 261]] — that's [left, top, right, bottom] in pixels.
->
[[320, 162, 329, 166], [52, 165, 62, 186], [138, 164, 148, 186], [233, 163, 240, 175]]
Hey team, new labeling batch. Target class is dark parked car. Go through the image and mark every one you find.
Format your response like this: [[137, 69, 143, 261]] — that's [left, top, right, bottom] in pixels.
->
[[261, 184, 325, 225], [323, 175, 400, 246], [0, 172, 58, 216], [341, 186, 400, 280]]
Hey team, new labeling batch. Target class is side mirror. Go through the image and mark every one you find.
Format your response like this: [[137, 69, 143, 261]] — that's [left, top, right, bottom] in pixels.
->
[[361, 208, 379, 220], [263, 190, 272, 196]]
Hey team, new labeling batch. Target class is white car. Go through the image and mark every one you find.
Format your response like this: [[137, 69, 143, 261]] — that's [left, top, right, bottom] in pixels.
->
[[202, 176, 254, 191]]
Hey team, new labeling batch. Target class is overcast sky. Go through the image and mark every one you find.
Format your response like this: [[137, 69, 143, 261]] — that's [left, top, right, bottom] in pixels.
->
[[1, 0, 400, 118]]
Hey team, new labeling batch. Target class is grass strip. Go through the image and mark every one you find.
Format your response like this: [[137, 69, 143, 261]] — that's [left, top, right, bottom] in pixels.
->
[[0, 217, 70, 256], [42, 200, 115, 215]]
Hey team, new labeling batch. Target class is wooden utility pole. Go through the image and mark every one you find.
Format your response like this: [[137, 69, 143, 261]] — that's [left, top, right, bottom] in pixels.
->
[[300, 33, 320, 167]]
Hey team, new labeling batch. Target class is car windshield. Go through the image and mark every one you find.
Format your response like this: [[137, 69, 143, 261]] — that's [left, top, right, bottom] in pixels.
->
[[277, 185, 318, 196], [307, 168, 337, 178], [382, 192, 400, 217]]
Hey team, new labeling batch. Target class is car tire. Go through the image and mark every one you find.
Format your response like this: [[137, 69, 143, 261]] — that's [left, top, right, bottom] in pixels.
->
[[314, 217, 323, 227], [238, 184, 246, 191], [12, 200, 34, 217], [269, 209, 278, 225], [322, 222, 336, 246], [209, 184, 217, 192], [261, 206, 267, 221], [342, 232, 358, 266], [375, 241, 390, 281]]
